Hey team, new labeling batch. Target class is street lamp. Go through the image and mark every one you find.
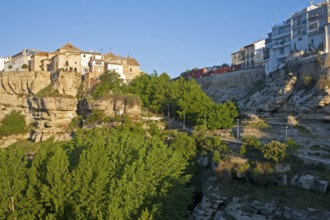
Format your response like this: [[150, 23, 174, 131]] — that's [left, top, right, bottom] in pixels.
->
[[237, 118, 240, 140], [285, 125, 288, 143]]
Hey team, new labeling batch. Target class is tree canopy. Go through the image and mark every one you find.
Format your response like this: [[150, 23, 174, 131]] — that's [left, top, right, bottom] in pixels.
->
[[128, 73, 238, 130], [0, 125, 195, 219]]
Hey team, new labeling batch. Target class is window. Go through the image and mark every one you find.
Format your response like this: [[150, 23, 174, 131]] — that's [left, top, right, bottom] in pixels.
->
[[298, 37, 303, 41], [309, 22, 318, 30], [65, 61, 69, 66], [279, 48, 285, 55]]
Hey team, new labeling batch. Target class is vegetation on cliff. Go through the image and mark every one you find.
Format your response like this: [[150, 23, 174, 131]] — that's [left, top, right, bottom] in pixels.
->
[[0, 111, 30, 138]]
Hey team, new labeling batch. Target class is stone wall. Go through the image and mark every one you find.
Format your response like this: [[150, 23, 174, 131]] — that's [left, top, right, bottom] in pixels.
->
[[196, 67, 265, 104]]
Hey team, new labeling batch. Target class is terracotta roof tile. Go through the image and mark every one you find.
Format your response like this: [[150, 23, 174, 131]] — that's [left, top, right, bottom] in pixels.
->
[[126, 58, 140, 66]]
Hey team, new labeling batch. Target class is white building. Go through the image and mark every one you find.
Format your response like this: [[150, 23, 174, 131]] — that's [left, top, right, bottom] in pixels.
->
[[231, 39, 265, 69], [106, 62, 125, 82], [81, 51, 101, 75], [0, 57, 8, 72], [4, 49, 39, 72], [266, 0, 330, 74]]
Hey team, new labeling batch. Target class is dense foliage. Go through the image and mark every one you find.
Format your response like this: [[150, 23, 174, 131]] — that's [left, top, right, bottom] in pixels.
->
[[0, 124, 195, 219], [128, 72, 239, 129], [0, 111, 29, 138], [91, 71, 124, 98]]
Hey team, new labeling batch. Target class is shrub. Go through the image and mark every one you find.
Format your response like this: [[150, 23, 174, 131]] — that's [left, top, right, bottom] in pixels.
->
[[0, 111, 29, 138], [250, 162, 274, 186], [262, 140, 287, 163], [303, 75, 313, 86], [85, 110, 108, 125], [212, 150, 221, 164], [21, 64, 29, 69], [67, 116, 83, 131], [214, 160, 233, 182]]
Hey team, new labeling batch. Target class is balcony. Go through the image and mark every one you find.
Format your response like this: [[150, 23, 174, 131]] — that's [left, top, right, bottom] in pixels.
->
[[273, 19, 291, 28], [308, 26, 324, 36], [292, 20, 307, 28], [272, 31, 291, 40], [272, 40, 291, 49]]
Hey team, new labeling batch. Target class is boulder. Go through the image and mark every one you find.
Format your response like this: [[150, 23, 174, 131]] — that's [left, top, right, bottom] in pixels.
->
[[297, 175, 315, 190], [275, 164, 291, 173], [315, 179, 328, 193], [287, 115, 298, 126]]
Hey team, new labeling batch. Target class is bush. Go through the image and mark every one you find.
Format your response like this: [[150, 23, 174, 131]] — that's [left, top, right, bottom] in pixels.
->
[[0, 111, 29, 138], [85, 110, 109, 125], [262, 140, 287, 163], [67, 116, 83, 131], [214, 160, 233, 182], [21, 64, 29, 69], [250, 162, 275, 186]]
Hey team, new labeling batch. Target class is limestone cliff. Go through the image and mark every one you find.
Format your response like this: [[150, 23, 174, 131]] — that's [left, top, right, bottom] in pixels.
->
[[0, 70, 142, 146], [245, 55, 330, 121], [78, 95, 141, 119], [0, 71, 80, 143], [198, 55, 330, 121]]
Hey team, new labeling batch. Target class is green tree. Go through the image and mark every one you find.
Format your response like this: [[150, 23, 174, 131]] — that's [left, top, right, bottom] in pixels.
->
[[0, 146, 28, 219], [92, 71, 124, 98], [262, 140, 287, 163], [25, 140, 70, 219]]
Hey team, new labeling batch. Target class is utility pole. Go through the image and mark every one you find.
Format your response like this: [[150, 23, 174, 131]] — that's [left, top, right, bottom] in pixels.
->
[[237, 118, 240, 140]]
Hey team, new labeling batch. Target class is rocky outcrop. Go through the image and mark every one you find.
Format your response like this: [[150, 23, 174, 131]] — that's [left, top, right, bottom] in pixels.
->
[[27, 96, 78, 142], [52, 71, 81, 97], [0, 71, 51, 95], [198, 54, 330, 122], [78, 95, 141, 118], [0, 71, 80, 145], [244, 55, 330, 119]]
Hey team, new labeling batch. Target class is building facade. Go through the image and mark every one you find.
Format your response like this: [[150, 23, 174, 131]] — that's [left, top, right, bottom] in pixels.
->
[[5, 43, 142, 86], [266, 0, 330, 74], [0, 57, 8, 72], [231, 39, 265, 69], [4, 49, 39, 72]]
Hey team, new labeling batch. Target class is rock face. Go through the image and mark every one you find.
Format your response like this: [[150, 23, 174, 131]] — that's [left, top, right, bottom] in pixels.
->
[[78, 95, 141, 118], [196, 67, 265, 104], [245, 55, 330, 120], [0, 70, 142, 145], [0, 71, 51, 95], [0, 71, 79, 145], [27, 96, 78, 142], [198, 55, 330, 122]]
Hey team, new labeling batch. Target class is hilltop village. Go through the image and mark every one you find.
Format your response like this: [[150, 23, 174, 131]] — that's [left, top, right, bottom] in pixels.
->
[[0, 43, 141, 88], [182, 0, 330, 79]]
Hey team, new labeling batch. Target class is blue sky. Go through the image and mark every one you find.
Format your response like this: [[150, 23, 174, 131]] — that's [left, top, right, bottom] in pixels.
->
[[0, 0, 324, 77]]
